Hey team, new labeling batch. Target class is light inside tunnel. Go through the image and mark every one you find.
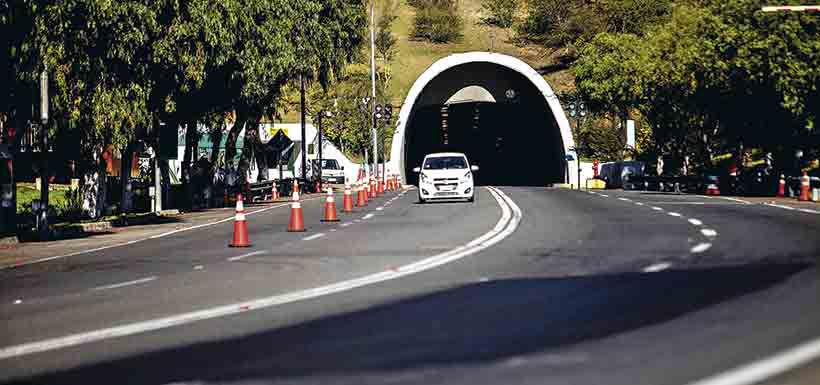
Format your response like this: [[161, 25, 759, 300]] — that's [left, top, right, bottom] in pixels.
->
[[390, 53, 574, 187]]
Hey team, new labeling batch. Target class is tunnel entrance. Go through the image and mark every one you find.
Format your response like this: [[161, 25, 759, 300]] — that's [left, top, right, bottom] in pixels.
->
[[390, 53, 574, 187]]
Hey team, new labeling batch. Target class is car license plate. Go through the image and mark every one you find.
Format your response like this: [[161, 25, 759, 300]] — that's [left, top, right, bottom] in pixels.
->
[[439, 185, 454, 191]]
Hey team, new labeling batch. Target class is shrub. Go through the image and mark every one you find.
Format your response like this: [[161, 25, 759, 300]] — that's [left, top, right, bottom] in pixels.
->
[[412, 5, 463, 43], [481, 0, 518, 28]]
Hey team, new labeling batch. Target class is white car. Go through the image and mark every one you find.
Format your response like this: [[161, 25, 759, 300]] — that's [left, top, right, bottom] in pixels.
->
[[413, 152, 478, 203]]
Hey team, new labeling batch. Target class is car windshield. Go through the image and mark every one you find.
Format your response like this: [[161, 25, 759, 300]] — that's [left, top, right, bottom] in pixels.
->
[[320, 159, 340, 169], [423, 156, 467, 170]]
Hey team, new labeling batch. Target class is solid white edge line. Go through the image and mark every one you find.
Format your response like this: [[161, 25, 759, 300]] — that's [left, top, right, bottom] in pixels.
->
[[0, 186, 521, 360], [91, 276, 157, 291], [302, 233, 326, 241], [686, 336, 820, 385], [4, 200, 314, 270]]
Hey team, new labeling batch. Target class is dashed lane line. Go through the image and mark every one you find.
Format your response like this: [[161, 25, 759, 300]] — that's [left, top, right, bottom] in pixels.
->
[[302, 233, 326, 241], [91, 277, 157, 291], [652, 206, 664, 211], [668, 212, 682, 217], [643, 263, 672, 273], [228, 251, 265, 262], [690, 242, 713, 253], [689, 218, 704, 226], [362, 213, 375, 220], [0, 186, 521, 360], [700, 228, 718, 238]]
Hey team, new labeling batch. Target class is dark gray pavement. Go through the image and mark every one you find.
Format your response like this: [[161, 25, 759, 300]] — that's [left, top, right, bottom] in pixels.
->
[[0, 186, 818, 385]]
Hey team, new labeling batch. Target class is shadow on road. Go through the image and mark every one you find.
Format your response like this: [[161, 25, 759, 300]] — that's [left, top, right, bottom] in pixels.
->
[[6, 263, 810, 385]]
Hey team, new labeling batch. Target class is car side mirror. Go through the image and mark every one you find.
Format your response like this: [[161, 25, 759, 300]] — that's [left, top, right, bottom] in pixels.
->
[[470, 165, 479, 172], [412, 167, 421, 173]]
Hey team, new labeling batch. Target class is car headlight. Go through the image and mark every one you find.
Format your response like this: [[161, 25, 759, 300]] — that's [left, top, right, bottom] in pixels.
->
[[420, 173, 428, 183], [462, 171, 472, 182]]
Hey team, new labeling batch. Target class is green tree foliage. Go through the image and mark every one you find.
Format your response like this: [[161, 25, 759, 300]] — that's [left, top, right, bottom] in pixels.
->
[[481, 0, 519, 28], [574, 1, 819, 169], [411, 0, 463, 43]]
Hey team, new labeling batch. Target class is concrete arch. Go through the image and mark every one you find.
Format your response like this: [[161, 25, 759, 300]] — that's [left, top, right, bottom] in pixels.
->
[[388, 52, 576, 186]]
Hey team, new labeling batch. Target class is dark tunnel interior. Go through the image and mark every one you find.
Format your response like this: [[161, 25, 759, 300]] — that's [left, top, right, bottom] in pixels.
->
[[402, 63, 566, 186]]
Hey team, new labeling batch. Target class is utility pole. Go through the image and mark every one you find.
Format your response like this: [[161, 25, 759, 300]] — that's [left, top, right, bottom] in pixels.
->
[[300, 73, 307, 182], [38, 66, 49, 239], [369, 0, 378, 181]]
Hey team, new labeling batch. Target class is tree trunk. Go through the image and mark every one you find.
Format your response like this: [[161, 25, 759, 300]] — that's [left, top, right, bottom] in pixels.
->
[[225, 109, 248, 171], [82, 154, 107, 219], [119, 141, 133, 214], [181, 120, 198, 210]]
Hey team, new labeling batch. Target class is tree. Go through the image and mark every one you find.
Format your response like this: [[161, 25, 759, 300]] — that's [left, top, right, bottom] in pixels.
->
[[481, 0, 519, 28]]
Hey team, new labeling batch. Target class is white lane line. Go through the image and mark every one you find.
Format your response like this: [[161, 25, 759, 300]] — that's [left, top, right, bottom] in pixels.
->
[[376, 207, 384, 211], [227, 251, 265, 262], [690, 242, 712, 253], [618, 197, 631, 202], [668, 212, 682, 217], [303, 233, 326, 241], [3, 200, 313, 270], [340, 222, 353, 227], [362, 213, 375, 220], [194, 265, 204, 270], [689, 218, 704, 226], [700, 228, 718, 238], [686, 336, 820, 385], [599, 194, 610, 197], [330, 229, 338, 232], [13, 299, 22, 304], [713, 196, 752, 204], [0, 186, 520, 360], [799, 208, 820, 214], [635, 202, 645, 206], [652, 206, 664, 211], [643, 263, 672, 273], [764, 203, 796, 211], [92, 276, 157, 291]]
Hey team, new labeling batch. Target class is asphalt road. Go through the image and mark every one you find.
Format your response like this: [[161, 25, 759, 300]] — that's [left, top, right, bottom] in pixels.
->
[[0, 186, 818, 385]]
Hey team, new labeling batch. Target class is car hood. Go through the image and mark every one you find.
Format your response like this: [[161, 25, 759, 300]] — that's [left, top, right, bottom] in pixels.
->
[[420, 169, 468, 179]]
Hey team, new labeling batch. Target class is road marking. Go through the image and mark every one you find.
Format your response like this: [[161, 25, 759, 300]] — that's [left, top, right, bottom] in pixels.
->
[[618, 197, 631, 202], [303, 233, 326, 241], [690, 242, 712, 253], [91, 276, 157, 291], [652, 206, 664, 211], [643, 263, 672, 273], [689, 218, 704, 226], [227, 251, 265, 262], [194, 265, 204, 270], [668, 212, 682, 217], [599, 194, 609, 197], [13, 299, 22, 305], [686, 335, 820, 385], [376, 207, 384, 211], [713, 196, 752, 204], [362, 213, 375, 220], [3, 199, 316, 270], [0, 186, 520, 360], [330, 229, 338, 232], [701, 228, 718, 238], [635, 202, 645, 206], [340, 222, 353, 227]]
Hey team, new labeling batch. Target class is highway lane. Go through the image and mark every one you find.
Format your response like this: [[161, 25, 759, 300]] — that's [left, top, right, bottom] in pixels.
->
[[1, 186, 819, 384]]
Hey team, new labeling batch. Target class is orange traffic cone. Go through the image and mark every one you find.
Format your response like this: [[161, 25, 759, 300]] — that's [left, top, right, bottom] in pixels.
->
[[369, 178, 376, 198], [356, 183, 367, 207], [293, 179, 300, 195], [287, 191, 305, 232], [321, 187, 339, 222], [799, 172, 811, 201], [229, 194, 251, 247], [343, 184, 354, 213], [378, 178, 385, 194], [777, 174, 786, 198], [271, 182, 279, 201]]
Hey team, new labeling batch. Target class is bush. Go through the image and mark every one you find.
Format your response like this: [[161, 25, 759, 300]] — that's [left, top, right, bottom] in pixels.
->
[[481, 0, 518, 28], [413, 5, 463, 43]]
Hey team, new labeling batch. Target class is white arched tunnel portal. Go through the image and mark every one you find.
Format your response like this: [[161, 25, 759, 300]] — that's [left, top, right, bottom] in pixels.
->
[[388, 52, 576, 186]]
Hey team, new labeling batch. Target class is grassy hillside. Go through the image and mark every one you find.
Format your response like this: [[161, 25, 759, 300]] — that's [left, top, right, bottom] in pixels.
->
[[278, 0, 571, 122], [388, 0, 574, 105]]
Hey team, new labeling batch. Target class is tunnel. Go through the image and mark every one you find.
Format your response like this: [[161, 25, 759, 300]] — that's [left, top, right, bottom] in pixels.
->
[[388, 52, 575, 187]]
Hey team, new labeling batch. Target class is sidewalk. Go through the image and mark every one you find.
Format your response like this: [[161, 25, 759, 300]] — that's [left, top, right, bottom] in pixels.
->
[[0, 196, 301, 269]]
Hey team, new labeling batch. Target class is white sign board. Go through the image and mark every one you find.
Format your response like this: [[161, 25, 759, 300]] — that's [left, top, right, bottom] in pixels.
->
[[626, 120, 636, 149]]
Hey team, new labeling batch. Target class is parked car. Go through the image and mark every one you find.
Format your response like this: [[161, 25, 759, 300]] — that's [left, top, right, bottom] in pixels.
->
[[412, 152, 478, 203], [312, 159, 346, 185]]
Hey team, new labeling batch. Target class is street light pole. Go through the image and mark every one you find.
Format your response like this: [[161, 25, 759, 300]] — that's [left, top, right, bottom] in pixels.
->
[[369, 0, 378, 181], [38, 66, 49, 239]]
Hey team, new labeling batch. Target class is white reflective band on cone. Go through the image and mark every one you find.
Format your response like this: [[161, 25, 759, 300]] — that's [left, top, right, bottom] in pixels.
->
[[292, 202, 301, 208], [236, 212, 246, 221], [328, 197, 335, 203], [236, 200, 244, 211]]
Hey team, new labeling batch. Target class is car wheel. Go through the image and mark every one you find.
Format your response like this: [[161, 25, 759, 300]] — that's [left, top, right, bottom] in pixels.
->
[[467, 194, 474, 203], [418, 194, 426, 204]]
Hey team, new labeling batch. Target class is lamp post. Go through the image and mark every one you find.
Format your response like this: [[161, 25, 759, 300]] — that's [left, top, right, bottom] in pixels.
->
[[38, 66, 50, 238], [316, 110, 332, 191], [359, 96, 372, 175]]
